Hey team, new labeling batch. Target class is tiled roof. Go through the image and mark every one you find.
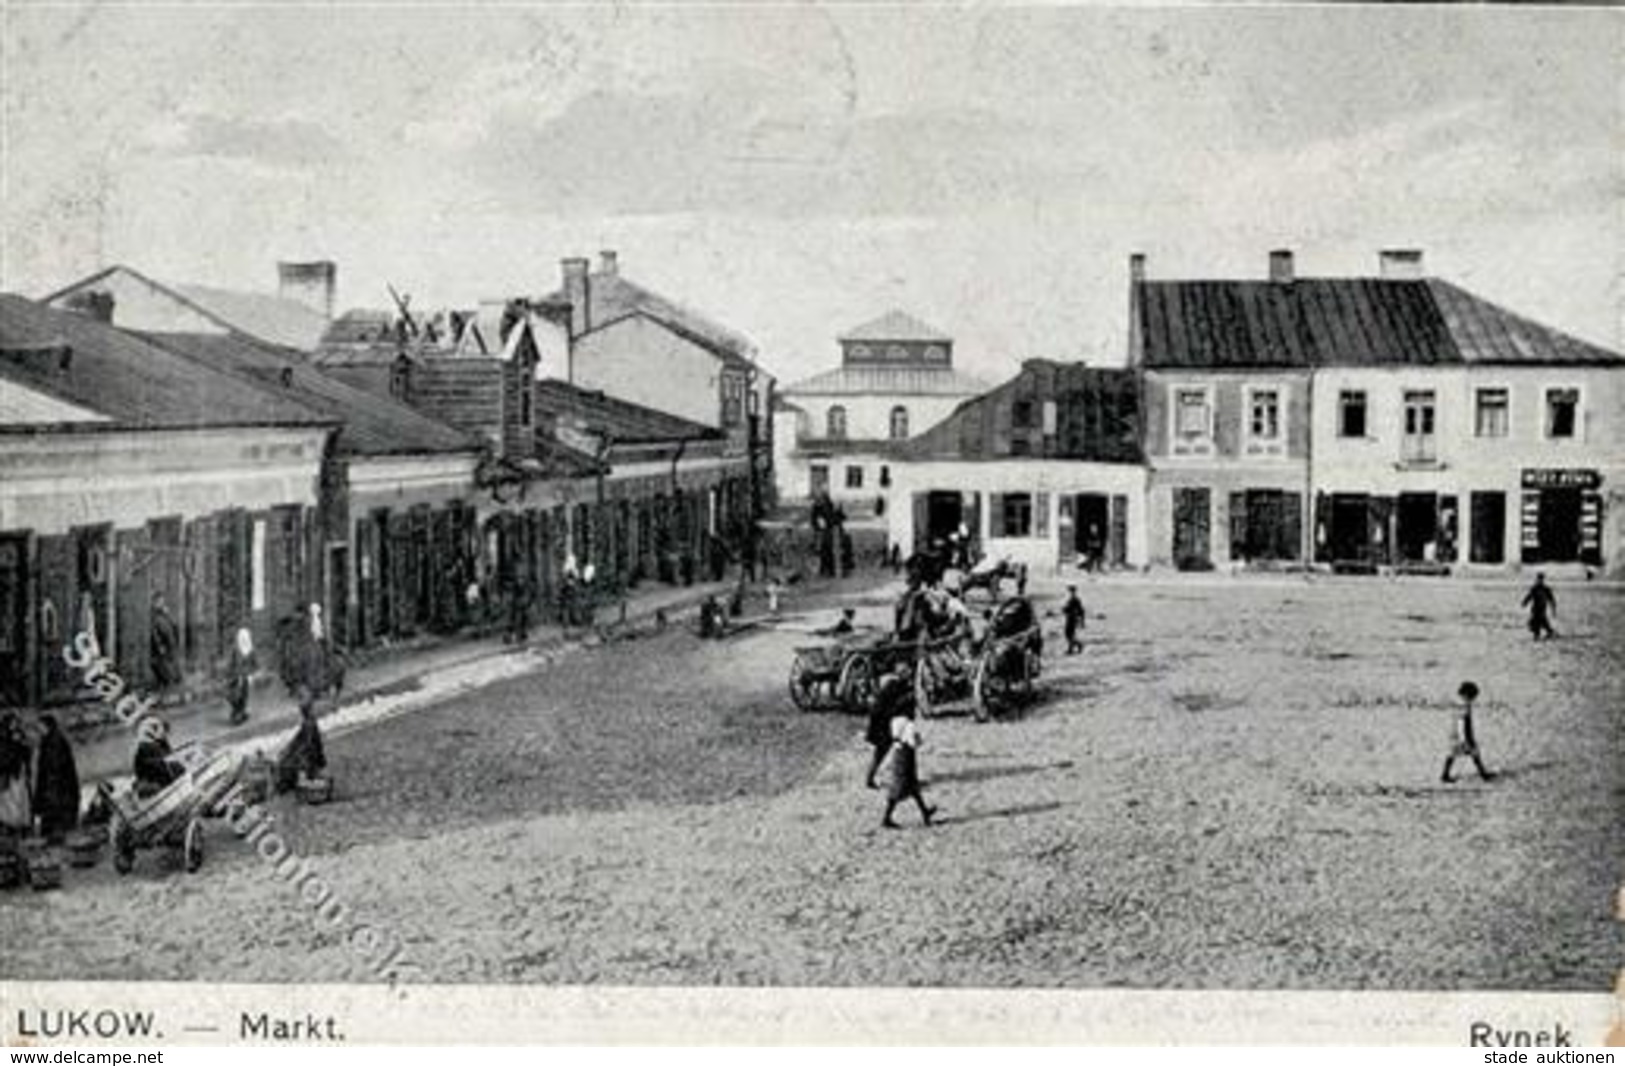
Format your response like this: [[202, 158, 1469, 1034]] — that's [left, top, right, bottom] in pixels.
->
[[838, 310, 951, 344], [536, 379, 722, 446], [1136, 277, 1623, 370], [137, 331, 481, 458], [0, 294, 335, 431], [784, 365, 991, 396], [901, 359, 1142, 464]]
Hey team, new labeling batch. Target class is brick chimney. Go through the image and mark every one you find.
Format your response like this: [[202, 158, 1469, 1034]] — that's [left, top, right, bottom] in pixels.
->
[[1129, 252, 1146, 283], [1379, 248, 1424, 280], [561, 257, 591, 338], [277, 260, 336, 320], [599, 250, 618, 277], [1269, 249, 1294, 285]]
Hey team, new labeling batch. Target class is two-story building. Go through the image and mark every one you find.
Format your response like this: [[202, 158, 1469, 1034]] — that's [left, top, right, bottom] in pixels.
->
[[884, 359, 1146, 572], [1134, 249, 1625, 574], [774, 311, 988, 511]]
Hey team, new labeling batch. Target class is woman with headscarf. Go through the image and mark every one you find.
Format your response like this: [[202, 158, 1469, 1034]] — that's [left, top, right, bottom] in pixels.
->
[[33, 714, 80, 842], [227, 626, 256, 725], [149, 592, 183, 694], [0, 713, 33, 839], [276, 691, 328, 793], [133, 717, 184, 798]]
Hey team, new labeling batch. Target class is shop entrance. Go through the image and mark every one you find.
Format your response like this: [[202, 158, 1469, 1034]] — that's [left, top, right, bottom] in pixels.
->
[[1536, 488, 1583, 563]]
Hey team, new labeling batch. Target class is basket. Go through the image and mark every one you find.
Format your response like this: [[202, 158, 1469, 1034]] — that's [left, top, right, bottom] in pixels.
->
[[28, 853, 63, 891], [296, 777, 333, 806], [65, 829, 105, 868]]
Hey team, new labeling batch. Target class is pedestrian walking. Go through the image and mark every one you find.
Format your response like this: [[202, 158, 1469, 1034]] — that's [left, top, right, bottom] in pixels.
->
[[1522, 572, 1557, 641], [1441, 680, 1495, 784], [32, 714, 79, 843], [503, 570, 532, 644], [276, 691, 328, 793], [149, 592, 183, 696], [1062, 585, 1086, 655], [878, 669, 936, 829], [227, 626, 256, 725]]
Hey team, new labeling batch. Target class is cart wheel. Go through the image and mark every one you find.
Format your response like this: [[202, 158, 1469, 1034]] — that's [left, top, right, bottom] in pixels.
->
[[183, 819, 204, 873], [787, 655, 818, 711], [838, 655, 876, 713], [112, 823, 135, 875]]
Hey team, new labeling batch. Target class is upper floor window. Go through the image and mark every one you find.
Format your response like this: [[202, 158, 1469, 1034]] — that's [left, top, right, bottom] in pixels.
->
[[889, 405, 909, 439], [923, 345, 947, 363], [721, 377, 744, 427], [1402, 389, 1437, 464], [1248, 388, 1281, 440], [1545, 388, 1579, 439], [520, 383, 534, 427], [1172, 386, 1213, 454], [1474, 388, 1509, 438], [886, 344, 908, 362], [1338, 390, 1367, 438], [1011, 400, 1035, 429], [826, 405, 848, 440], [845, 465, 864, 490], [849, 344, 872, 361], [390, 358, 412, 401]]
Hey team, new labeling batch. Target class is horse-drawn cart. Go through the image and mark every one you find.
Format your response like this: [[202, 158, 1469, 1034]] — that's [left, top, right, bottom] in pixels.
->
[[110, 746, 244, 875], [971, 597, 1044, 721], [789, 629, 970, 714]]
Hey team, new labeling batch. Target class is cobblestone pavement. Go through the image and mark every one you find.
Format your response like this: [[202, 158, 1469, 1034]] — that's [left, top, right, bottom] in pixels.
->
[[4, 574, 1619, 990]]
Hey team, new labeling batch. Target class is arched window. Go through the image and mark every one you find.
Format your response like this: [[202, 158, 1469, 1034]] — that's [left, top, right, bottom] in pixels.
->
[[850, 344, 871, 362], [889, 405, 909, 439], [827, 405, 848, 440], [887, 345, 907, 362]]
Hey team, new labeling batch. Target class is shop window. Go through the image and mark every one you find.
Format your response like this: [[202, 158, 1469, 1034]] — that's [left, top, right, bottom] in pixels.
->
[[1546, 388, 1579, 439], [998, 493, 1034, 538], [1475, 388, 1509, 438], [1338, 390, 1367, 438]]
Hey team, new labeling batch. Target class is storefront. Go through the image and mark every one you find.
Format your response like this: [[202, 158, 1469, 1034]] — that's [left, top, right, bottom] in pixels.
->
[[1520, 468, 1603, 566]]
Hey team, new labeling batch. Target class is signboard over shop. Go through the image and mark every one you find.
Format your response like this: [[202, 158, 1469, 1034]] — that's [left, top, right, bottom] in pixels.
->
[[1521, 468, 1601, 490]]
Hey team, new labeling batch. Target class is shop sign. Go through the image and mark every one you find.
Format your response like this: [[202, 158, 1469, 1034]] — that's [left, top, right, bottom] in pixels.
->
[[1521, 469, 1600, 490]]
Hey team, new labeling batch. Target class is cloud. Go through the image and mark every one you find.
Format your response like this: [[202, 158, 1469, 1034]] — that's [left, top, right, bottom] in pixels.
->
[[140, 111, 346, 170]]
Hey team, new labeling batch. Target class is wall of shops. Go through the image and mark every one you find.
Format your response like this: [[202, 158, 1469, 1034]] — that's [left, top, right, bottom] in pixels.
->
[[887, 460, 1147, 573], [1145, 464, 1308, 570]]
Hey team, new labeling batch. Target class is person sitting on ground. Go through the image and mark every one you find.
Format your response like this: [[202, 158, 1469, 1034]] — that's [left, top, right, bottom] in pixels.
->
[[276, 691, 328, 793], [133, 717, 185, 797]]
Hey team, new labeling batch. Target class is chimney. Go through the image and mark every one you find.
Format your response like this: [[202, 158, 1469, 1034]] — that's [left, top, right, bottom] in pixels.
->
[[1268, 249, 1294, 285], [1379, 248, 1424, 281], [1129, 252, 1146, 283], [599, 250, 618, 277], [277, 260, 336, 320], [561, 257, 591, 338]]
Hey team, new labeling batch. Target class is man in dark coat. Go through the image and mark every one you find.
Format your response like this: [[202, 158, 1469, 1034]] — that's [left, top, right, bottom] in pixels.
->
[[1062, 585, 1086, 655], [149, 593, 183, 694], [276, 693, 328, 793], [133, 718, 184, 797], [33, 714, 80, 842], [1522, 572, 1557, 641]]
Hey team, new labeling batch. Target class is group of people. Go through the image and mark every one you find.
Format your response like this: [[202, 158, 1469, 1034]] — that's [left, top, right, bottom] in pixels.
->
[[0, 712, 81, 845]]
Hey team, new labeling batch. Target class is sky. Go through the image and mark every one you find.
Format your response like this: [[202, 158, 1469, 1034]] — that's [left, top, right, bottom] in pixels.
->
[[2, 4, 1620, 385]]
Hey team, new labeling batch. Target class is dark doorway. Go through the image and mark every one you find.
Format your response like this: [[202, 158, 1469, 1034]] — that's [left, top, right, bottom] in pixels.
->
[[1329, 494, 1371, 563], [1074, 493, 1109, 562], [1470, 492, 1505, 564], [1396, 493, 1438, 563], [1537, 488, 1583, 562], [1172, 488, 1211, 570], [924, 491, 964, 548], [0, 534, 28, 708]]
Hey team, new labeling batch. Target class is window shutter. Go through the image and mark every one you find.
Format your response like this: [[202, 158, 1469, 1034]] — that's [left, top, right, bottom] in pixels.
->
[[989, 493, 1004, 537], [1035, 493, 1050, 538], [1228, 492, 1248, 561], [1282, 493, 1303, 561]]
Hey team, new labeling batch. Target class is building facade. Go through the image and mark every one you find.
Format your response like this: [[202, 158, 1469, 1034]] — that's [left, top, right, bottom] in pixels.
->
[[885, 360, 1146, 572], [774, 310, 987, 511]]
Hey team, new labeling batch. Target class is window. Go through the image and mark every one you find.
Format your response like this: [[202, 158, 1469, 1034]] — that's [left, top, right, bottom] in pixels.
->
[[721, 378, 743, 427], [826, 405, 847, 440], [845, 465, 864, 490], [1173, 387, 1212, 452], [1475, 388, 1509, 438], [1248, 388, 1281, 441], [520, 384, 534, 427], [923, 345, 947, 363], [251, 518, 267, 612], [879, 465, 891, 488], [889, 405, 909, 440], [1546, 388, 1579, 439], [1338, 390, 1367, 438], [1402, 390, 1437, 464], [886, 345, 907, 362], [1042, 400, 1058, 435], [1011, 400, 1035, 429], [389, 357, 412, 400], [849, 344, 871, 361], [999, 493, 1034, 537]]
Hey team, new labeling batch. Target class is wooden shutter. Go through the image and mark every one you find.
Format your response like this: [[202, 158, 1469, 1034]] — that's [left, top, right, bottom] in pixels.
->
[[1034, 493, 1050, 538], [1281, 493, 1303, 561], [988, 493, 1004, 539], [1109, 495, 1128, 567], [1228, 492, 1248, 562]]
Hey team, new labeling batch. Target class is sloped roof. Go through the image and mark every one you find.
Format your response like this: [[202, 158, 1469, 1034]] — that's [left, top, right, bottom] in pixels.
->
[[535, 379, 722, 446], [321, 308, 395, 347], [839, 310, 951, 344], [901, 359, 1141, 464], [544, 270, 759, 371], [43, 265, 330, 351], [137, 331, 482, 458], [1136, 277, 1623, 370], [784, 364, 990, 397], [0, 294, 335, 432]]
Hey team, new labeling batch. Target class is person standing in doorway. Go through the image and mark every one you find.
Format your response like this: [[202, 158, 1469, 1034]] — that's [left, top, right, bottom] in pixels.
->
[[227, 626, 256, 725], [149, 592, 183, 697], [1062, 585, 1086, 655], [1441, 681, 1495, 784], [1522, 572, 1557, 641]]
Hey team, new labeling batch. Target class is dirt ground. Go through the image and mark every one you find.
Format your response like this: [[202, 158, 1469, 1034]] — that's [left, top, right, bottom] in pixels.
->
[[3, 572, 1619, 990]]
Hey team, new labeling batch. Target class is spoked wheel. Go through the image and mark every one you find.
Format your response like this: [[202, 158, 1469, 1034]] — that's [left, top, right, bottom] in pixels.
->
[[183, 818, 204, 873], [112, 822, 135, 875], [838, 654, 877, 714], [787, 655, 819, 711]]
